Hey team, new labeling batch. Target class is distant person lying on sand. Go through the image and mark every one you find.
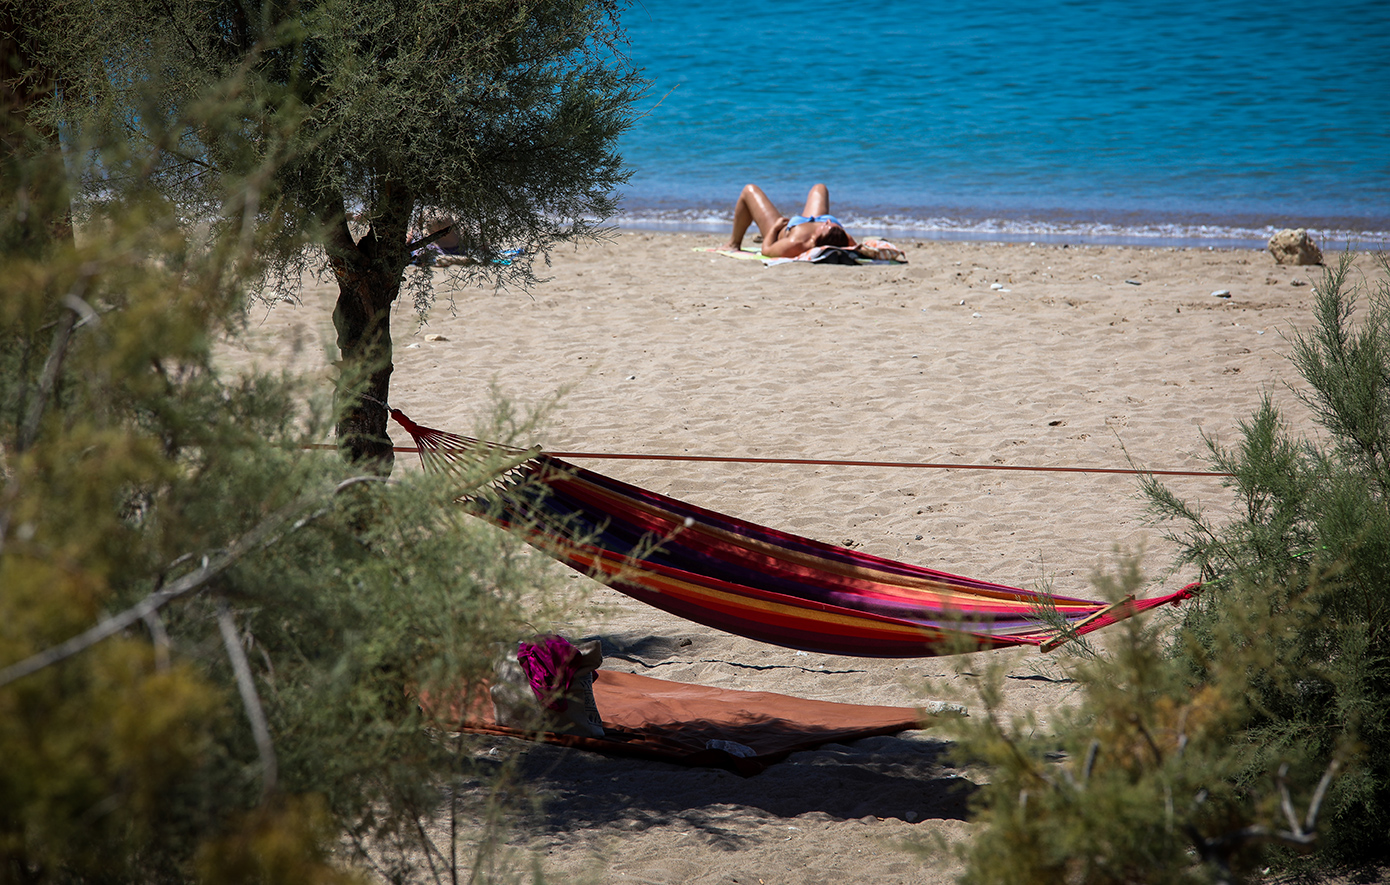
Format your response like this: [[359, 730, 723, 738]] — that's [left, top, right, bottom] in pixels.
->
[[409, 214, 473, 266], [723, 183, 857, 258]]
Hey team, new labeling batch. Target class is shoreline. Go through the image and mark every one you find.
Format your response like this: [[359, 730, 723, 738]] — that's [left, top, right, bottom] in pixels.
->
[[615, 202, 1390, 252]]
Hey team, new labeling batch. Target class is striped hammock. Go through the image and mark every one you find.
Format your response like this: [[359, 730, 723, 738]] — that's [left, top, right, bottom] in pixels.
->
[[390, 410, 1197, 658]]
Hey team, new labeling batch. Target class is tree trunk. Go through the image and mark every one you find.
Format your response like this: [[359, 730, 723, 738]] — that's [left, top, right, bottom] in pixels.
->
[[331, 261, 397, 472], [1, 6, 75, 256], [325, 184, 414, 473]]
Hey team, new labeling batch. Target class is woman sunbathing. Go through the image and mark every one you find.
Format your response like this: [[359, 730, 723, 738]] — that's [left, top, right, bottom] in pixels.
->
[[723, 183, 857, 258]]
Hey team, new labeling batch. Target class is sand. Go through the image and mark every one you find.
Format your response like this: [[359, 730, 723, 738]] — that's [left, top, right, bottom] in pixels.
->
[[222, 232, 1385, 884]]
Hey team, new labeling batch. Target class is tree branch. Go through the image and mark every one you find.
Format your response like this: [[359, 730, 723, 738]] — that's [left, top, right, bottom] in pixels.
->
[[142, 608, 171, 672], [1303, 757, 1340, 834], [1, 546, 251, 687], [217, 597, 277, 802], [0, 474, 392, 688], [17, 276, 98, 453], [404, 224, 455, 254], [1190, 756, 1343, 876]]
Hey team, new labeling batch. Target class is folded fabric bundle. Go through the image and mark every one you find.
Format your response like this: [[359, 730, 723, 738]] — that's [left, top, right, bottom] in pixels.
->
[[855, 238, 908, 261], [419, 669, 950, 776], [491, 635, 607, 737]]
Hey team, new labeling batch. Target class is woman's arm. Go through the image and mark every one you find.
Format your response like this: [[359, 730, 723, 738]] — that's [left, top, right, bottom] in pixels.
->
[[761, 229, 809, 257]]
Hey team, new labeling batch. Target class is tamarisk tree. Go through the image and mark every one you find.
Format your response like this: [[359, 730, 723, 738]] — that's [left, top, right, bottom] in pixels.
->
[[4, 15, 596, 880], [48, 0, 643, 470]]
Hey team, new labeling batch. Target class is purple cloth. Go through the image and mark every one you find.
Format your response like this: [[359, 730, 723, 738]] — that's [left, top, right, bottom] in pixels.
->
[[516, 635, 580, 711]]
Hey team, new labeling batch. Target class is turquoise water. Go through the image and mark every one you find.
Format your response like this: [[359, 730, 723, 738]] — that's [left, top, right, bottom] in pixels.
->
[[615, 0, 1390, 247]]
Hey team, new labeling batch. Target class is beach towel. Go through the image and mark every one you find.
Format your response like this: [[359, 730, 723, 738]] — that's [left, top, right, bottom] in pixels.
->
[[697, 246, 767, 260], [413, 245, 524, 267], [419, 669, 947, 775]]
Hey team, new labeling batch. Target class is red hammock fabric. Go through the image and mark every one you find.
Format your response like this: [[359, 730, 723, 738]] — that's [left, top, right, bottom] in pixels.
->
[[390, 410, 1197, 658]]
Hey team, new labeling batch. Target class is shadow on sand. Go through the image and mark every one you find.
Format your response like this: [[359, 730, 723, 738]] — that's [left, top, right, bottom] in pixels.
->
[[490, 730, 975, 848]]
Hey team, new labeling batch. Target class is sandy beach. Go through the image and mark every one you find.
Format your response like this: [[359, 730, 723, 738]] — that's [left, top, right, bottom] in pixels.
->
[[223, 231, 1385, 884]]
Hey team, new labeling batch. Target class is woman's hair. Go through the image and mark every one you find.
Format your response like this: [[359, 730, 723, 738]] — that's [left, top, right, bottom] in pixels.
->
[[817, 225, 850, 248]]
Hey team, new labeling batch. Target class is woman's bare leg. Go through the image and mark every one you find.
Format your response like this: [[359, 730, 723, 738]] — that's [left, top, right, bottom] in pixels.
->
[[800, 183, 830, 218], [725, 184, 787, 250]]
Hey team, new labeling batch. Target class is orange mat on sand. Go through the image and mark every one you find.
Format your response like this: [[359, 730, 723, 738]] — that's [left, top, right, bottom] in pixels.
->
[[425, 670, 939, 776]]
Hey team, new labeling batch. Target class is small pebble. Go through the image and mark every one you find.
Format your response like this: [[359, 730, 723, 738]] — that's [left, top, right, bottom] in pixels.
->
[[424, 333, 449, 341], [1291, 279, 1308, 287], [990, 283, 1004, 290], [972, 312, 982, 318], [1125, 279, 1141, 285], [1212, 290, 1231, 298]]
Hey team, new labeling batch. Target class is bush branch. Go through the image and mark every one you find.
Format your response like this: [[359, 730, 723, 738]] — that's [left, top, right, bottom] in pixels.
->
[[0, 475, 387, 688], [17, 279, 98, 453], [217, 597, 277, 802]]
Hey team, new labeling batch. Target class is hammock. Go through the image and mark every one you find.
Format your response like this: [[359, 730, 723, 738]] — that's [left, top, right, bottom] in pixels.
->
[[390, 410, 1198, 658]]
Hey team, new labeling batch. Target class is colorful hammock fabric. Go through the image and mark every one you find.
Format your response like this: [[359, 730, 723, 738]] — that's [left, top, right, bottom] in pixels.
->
[[390, 410, 1198, 658]]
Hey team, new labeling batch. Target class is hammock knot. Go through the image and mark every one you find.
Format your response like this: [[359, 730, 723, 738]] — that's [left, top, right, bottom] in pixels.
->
[[389, 408, 419, 435], [1172, 582, 1203, 604]]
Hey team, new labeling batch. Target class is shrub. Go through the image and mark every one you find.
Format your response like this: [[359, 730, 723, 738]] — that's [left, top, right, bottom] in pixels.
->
[[932, 252, 1389, 882], [1144, 252, 1390, 864], [1, 53, 579, 883]]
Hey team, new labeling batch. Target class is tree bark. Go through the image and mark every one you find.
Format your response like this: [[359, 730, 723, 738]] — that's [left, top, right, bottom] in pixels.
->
[[325, 182, 414, 473], [1, 6, 75, 255]]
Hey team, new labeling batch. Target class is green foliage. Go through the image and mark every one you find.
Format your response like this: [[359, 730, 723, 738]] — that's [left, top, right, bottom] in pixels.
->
[[932, 557, 1335, 884], [31, 0, 646, 466], [2, 36, 581, 884], [929, 255, 1390, 882], [46, 0, 643, 274], [1144, 253, 1390, 863]]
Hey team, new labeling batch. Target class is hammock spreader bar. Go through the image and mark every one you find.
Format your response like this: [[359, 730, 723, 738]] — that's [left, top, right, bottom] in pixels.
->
[[390, 410, 1198, 658]]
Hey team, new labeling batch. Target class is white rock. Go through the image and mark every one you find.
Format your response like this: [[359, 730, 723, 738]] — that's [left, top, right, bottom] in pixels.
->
[[1268, 228, 1323, 266]]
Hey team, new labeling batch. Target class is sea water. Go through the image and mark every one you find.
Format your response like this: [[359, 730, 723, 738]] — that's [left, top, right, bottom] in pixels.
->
[[614, 0, 1390, 248]]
